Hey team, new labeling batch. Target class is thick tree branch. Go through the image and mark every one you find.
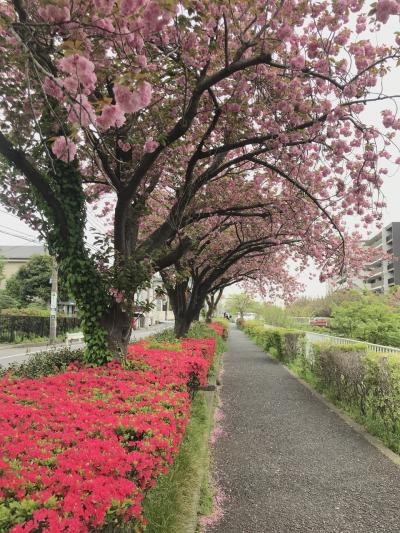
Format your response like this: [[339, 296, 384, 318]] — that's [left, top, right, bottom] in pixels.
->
[[0, 131, 68, 237]]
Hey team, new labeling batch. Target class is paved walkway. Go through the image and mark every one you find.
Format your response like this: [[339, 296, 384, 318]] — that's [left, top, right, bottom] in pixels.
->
[[208, 328, 400, 533]]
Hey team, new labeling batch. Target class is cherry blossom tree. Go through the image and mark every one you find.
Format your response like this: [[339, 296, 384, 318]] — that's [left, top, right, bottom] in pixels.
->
[[159, 194, 352, 337], [0, 0, 399, 360]]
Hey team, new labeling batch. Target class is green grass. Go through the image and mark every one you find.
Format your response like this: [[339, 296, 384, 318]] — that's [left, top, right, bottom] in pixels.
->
[[141, 392, 213, 532]]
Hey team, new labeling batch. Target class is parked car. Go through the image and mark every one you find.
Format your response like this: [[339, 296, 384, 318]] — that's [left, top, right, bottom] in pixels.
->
[[309, 317, 329, 327]]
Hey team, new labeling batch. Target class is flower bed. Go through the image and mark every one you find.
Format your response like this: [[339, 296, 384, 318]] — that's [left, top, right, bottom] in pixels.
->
[[127, 337, 216, 394], [0, 333, 219, 532], [207, 322, 227, 339]]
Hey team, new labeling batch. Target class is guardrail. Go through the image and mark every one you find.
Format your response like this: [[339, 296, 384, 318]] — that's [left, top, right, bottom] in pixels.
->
[[304, 331, 400, 354], [264, 323, 400, 354]]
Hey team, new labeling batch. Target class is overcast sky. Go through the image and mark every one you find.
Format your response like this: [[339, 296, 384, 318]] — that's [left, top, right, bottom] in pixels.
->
[[0, 12, 399, 300]]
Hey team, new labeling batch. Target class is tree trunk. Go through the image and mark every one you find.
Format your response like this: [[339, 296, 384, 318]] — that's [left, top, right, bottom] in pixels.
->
[[101, 303, 132, 356], [205, 294, 213, 323], [174, 314, 193, 337], [205, 288, 223, 323]]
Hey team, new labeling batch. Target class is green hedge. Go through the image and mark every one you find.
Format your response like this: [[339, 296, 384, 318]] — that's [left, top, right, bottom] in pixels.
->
[[242, 320, 305, 362], [363, 351, 400, 443], [312, 342, 368, 413]]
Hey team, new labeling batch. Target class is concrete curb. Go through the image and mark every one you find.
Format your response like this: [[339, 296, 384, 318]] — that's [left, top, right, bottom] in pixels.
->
[[282, 361, 400, 468]]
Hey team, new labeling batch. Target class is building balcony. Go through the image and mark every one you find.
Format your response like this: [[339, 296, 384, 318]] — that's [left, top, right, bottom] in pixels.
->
[[365, 258, 383, 268], [370, 285, 384, 293], [366, 269, 383, 280]]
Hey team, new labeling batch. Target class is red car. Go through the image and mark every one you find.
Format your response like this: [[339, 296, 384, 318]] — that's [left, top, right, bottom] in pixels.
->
[[310, 317, 329, 327]]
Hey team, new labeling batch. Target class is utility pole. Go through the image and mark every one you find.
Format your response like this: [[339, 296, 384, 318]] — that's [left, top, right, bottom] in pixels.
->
[[49, 257, 58, 344]]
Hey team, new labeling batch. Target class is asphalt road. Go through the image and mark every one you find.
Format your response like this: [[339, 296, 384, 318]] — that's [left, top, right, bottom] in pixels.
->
[[207, 328, 400, 533], [0, 321, 174, 368]]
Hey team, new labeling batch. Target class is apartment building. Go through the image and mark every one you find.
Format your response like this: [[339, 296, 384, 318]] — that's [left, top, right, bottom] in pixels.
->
[[364, 222, 400, 294], [326, 222, 400, 295], [135, 273, 174, 327]]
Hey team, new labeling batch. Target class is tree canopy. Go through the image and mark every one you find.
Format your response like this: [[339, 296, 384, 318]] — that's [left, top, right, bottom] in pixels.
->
[[0, 0, 399, 360]]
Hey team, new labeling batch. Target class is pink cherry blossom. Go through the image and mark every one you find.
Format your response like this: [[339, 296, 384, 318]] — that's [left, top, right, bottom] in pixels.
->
[[58, 54, 97, 95], [93, 0, 115, 15], [226, 102, 241, 113], [118, 140, 131, 152], [52, 137, 76, 162], [290, 55, 305, 70], [114, 82, 152, 114], [143, 139, 159, 153], [137, 81, 152, 108], [375, 0, 399, 23], [277, 23, 293, 41], [67, 95, 96, 127], [38, 4, 70, 22], [97, 104, 126, 130], [120, 0, 146, 16], [382, 110, 395, 128], [43, 76, 64, 100]]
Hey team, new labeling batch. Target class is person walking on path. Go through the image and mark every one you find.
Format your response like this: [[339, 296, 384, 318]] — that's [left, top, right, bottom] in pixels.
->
[[207, 328, 400, 533]]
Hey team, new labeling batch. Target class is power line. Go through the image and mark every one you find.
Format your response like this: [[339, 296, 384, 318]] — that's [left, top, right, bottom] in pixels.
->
[[0, 228, 41, 243], [0, 223, 38, 241], [87, 215, 109, 235]]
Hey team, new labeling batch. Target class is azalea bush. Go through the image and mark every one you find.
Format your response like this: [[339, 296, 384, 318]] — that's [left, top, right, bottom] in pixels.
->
[[206, 322, 227, 340], [127, 337, 216, 394], [0, 329, 221, 532]]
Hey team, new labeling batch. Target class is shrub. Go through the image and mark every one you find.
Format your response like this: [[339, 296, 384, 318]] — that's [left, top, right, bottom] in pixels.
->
[[236, 318, 244, 329], [311, 343, 400, 451], [312, 342, 368, 412], [363, 351, 400, 437], [127, 337, 216, 397], [0, 347, 85, 379], [242, 321, 305, 362], [212, 318, 229, 337]]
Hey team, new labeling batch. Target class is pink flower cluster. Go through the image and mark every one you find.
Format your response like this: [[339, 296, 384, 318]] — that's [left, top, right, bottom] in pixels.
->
[[127, 336, 217, 388], [0, 329, 220, 532], [51, 136, 76, 162], [375, 0, 399, 23], [207, 322, 227, 338]]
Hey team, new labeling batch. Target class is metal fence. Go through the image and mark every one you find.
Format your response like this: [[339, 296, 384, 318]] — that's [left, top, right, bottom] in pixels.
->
[[264, 323, 400, 355], [304, 331, 400, 354], [0, 315, 81, 343]]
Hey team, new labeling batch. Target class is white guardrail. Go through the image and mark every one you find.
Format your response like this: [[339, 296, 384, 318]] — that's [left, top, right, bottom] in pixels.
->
[[304, 331, 400, 354], [264, 324, 400, 354]]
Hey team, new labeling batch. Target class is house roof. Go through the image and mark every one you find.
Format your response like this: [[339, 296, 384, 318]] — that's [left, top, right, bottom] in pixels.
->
[[0, 245, 46, 260]]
